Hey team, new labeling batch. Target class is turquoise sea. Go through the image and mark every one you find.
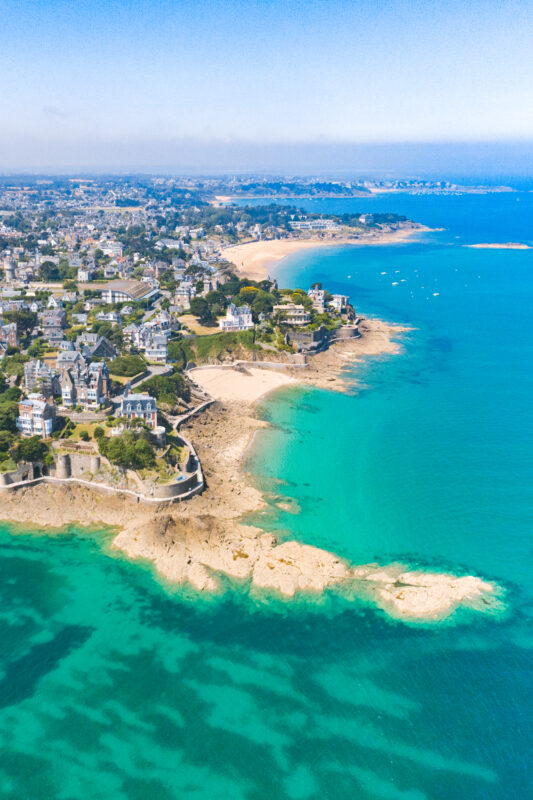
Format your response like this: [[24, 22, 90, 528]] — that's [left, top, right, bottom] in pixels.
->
[[1, 191, 533, 798]]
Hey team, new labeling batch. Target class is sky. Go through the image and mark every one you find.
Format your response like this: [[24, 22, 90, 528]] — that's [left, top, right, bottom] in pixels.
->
[[1, 0, 533, 173]]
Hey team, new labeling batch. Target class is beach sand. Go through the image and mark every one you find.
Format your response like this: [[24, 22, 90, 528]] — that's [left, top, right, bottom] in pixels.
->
[[0, 318, 503, 622], [189, 365, 298, 403], [465, 242, 531, 250], [221, 225, 430, 281]]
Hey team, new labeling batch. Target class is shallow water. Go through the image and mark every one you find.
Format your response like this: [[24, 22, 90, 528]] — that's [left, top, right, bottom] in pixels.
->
[[1, 192, 532, 798]]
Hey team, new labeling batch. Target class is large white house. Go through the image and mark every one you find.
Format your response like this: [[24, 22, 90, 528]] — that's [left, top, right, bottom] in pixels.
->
[[273, 303, 311, 326], [17, 394, 56, 438], [219, 303, 254, 332]]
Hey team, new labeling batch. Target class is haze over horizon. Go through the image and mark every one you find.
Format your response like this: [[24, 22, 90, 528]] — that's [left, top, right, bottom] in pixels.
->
[[1, 0, 533, 174]]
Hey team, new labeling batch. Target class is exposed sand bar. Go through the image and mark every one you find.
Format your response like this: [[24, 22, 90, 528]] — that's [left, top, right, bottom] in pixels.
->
[[464, 242, 531, 250], [221, 226, 431, 281]]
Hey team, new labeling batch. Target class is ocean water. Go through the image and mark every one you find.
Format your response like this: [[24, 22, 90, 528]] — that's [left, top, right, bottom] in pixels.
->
[[1, 192, 533, 798]]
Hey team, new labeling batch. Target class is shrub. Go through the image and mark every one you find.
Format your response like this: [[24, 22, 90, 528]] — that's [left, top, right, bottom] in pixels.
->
[[108, 354, 146, 377], [93, 426, 105, 439], [14, 436, 49, 463], [134, 371, 190, 405], [79, 431, 90, 442], [195, 330, 258, 362], [98, 430, 156, 470]]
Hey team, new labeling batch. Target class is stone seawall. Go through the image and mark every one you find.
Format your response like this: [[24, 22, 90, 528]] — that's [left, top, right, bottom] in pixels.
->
[[0, 446, 204, 504]]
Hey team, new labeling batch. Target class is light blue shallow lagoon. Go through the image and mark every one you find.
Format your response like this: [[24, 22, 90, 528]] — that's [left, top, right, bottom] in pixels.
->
[[1, 191, 533, 799]]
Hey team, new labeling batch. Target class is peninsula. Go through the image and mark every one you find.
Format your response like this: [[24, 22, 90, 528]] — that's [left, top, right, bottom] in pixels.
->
[[0, 175, 502, 623]]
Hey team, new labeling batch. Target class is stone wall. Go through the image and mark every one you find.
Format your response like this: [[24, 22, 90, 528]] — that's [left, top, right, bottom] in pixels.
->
[[0, 446, 204, 504]]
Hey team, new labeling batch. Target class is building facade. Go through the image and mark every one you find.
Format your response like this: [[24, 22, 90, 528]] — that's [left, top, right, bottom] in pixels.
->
[[219, 303, 254, 332], [119, 387, 157, 430], [17, 394, 56, 438]]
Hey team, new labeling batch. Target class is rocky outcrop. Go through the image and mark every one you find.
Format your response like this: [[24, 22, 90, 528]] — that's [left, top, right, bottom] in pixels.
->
[[0, 321, 503, 624]]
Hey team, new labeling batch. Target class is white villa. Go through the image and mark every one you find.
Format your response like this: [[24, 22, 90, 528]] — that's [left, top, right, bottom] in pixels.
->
[[17, 394, 56, 438], [273, 303, 311, 326], [219, 303, 254, 332]]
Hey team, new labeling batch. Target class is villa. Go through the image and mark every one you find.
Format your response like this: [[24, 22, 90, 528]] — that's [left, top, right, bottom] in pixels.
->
[[16, 394, 56, 438], [119, 387, 158, 430], [60, 361, 111, 409], [273, 303, 311, 326], [219, 303, 254, 332], [308, 287, 326, 313]]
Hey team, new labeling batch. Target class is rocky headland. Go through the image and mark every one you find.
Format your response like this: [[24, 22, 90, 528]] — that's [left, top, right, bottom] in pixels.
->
[[0, 319, 503, 623]]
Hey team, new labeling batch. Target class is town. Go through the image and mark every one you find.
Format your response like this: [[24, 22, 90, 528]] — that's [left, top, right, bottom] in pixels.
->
[[0, 175, 405, 500]]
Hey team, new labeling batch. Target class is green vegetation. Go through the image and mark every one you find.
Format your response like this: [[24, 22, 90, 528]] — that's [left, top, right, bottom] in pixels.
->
[[194, 330, 259, 362], [91, 321, 123, 349], [0, 380, 21, 433], [27, 338, 47, 358], [0, 430, 16, 471], [108, 354, 146, 377], [1, 309, 37, 340], [1, 353, 29, 379], [40, 260, 76, 282], [134, 370, 190, 406], [167, 339, 194, 368], [13, 435, 49, 463], [98, 430, 156, 470], [189, 296, 213, 324]]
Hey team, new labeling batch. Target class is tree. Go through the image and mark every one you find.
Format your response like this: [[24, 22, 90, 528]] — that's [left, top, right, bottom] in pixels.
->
[[2, 309, 37, 338], [189, 297, 212, 323], [0, 401, 18, 433], [14, 436, 48, 463], [205, 290, 228, 312], [135, 371, 190, 405], [40, 261, 61, 281], [93, 426, 105, 440], [108, 354, 146, 377], [1, 386, 21, 402], [251, 294, 274, 318], [98, 430, 156, 470], [27, 338, 46, 358], [237, 286, 260, 305], [1, 353, 29, 379], [220, 273, 241, 296], [0, 430, 14, 460]]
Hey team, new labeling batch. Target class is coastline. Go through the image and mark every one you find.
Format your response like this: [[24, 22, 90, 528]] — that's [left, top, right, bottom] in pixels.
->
[[0, 318, 502, 623], [221, 224, 432, 281]]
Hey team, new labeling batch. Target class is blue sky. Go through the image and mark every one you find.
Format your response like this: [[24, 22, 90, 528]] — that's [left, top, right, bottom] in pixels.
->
[[1, 0, 532, 171]]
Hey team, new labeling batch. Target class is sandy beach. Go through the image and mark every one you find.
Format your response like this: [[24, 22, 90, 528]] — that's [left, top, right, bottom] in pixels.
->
[[188, 318, 411, 400], [465, 242, 531, 250], [0, 318, 502, 622], [221, 225, 430, 281], [189, 365, 298, 403]]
